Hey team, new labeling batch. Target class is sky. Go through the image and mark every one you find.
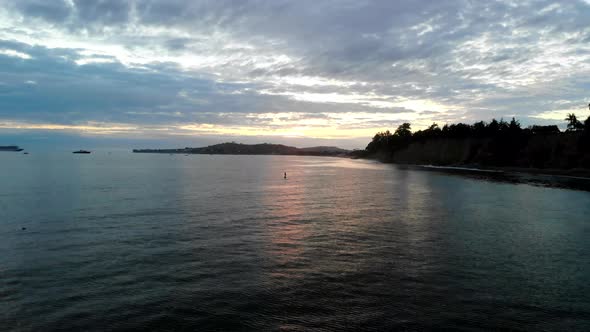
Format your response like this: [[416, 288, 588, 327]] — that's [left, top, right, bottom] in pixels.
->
[[0, 0, 589, 150]]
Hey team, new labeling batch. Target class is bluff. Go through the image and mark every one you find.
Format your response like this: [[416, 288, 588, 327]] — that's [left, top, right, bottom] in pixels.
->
[[382, 132, 590, 170]]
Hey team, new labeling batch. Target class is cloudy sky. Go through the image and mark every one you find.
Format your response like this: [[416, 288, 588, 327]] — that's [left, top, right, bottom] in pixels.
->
[[1, 0, 589, 149]]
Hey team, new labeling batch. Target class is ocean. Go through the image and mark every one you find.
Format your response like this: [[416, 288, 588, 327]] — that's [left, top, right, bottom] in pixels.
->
[[1, 153, 590, 330]]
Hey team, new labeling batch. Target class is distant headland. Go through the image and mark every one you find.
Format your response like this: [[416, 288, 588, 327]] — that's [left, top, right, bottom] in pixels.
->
[[133, 142, 351, 157]]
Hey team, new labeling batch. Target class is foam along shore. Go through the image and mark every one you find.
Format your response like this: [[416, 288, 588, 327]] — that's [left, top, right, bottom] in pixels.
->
[[419, 165, 505, 173], [414, 164, 590, 179]]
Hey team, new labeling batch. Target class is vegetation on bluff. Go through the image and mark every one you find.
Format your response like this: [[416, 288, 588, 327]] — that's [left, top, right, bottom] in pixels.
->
[[362, 113, 590, 169]]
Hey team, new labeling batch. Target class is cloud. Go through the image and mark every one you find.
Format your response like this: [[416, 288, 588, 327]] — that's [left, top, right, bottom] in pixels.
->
[[1, 0, 590, 148], [0, 48, 32, 59], [11, 1, 72, 23]]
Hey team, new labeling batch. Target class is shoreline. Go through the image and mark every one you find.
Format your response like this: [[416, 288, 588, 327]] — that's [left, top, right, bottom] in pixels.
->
[[418, 164, 590, 180], [362, 155, 590, 184]]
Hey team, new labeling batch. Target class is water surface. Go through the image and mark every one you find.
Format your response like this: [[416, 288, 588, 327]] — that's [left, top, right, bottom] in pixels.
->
[[1, 153, 590, 330]]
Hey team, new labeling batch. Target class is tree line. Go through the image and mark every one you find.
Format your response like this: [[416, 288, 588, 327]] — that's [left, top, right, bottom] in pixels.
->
[[363, 111, 590, 168]]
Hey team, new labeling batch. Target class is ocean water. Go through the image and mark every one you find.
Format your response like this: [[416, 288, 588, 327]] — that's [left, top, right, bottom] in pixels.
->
[[1, 153, 590, 331]]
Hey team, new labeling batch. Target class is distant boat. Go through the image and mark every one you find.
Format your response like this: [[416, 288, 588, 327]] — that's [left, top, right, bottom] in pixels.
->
[[0, 146, 24, 152], [73, 150, 91, 154]]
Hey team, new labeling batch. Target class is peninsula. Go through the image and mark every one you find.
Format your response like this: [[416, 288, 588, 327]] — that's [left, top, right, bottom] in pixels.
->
[[133, 142, 350, 156]]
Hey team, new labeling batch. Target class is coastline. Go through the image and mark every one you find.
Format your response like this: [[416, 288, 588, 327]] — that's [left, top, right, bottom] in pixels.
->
[[420, 164, 590, 180], [361, 154, 590, 179], [361, 155, 590, 190]]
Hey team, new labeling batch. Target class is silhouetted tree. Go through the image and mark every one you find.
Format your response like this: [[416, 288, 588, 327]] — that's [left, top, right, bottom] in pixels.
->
[[508, 117, 521, 133], [366, 130, 394, 153], [498, 118, 509, 133], [364, 116, 590, 169], [394, 123, 412, 138], [413, 123, 441, 140], [530, 125, 560, 134], [444, 123, 471, 138], [488, 119, 500, 135], [426, 123, 442, 138], [566, 113, 583, 131], [472, 121, 487, 137]]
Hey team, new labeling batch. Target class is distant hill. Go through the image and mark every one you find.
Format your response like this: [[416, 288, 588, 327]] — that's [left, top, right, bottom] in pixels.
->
[[133, 142, 351, 156]]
